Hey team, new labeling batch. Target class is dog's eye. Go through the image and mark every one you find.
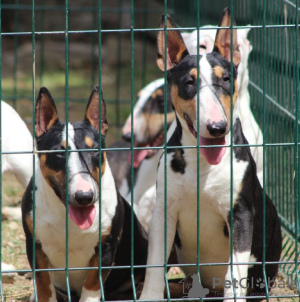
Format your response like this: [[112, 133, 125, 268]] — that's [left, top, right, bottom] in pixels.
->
[[56, 145, 67, 158], [185, 78, 195, 86], [223, 75, 230, 82]]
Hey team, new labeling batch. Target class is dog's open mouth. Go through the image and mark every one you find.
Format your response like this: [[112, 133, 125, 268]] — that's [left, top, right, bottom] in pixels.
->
[[184, 113, 226, 165], [130, 131, 165, 168], [69, 205, 96, 230]]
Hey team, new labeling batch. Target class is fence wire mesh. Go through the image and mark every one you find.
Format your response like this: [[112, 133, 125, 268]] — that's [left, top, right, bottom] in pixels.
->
[[0, 0, 299, 301]]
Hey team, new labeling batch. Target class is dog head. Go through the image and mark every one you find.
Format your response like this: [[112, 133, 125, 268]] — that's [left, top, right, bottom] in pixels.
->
[[121, 79, 174, 167], [157, 8, 241, 165], [121, 27, 227, 168], [181, 25, 217, 56], [182, 25, 252, 94], [35, 86, 108, 229]]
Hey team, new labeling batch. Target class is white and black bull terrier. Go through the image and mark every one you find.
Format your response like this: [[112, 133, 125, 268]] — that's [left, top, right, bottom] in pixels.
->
[[139, 8, 282, 302], [22, 86, 148, 301]]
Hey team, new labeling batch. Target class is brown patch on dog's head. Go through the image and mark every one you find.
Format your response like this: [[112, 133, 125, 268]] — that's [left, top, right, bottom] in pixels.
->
[[85, 86, 108, 137], [151, 88, 164, 99], [213, 8, 241, 66], [35, 87, 59, 137], [219, 80, 239, 120], [171, 85, 196, 123], [89, 151, 106, 185], [85, 136, 94, 148], [189, 68, 198, 79], [39, 153, 66, 200], [213, 66, 225, 78], [157, 14, 189, 71]]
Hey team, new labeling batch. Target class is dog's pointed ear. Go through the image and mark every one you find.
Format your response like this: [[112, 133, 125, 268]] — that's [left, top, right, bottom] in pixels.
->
[[213, 7, 241, 66], [35, 87, 59, 138], [157, 14, 189, 71], [85, 85, 108, 136]]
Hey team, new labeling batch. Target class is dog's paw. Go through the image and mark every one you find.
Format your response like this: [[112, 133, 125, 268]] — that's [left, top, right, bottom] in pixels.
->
[[79, 289, 101, 302], [167, 266, 182, 276]]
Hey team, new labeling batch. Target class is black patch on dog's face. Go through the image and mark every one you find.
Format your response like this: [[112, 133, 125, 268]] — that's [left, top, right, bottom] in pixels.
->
[[36, 121, 65, 169], [167, 55, 199, 101], [206, 52, 238, 96], [36, 119, 105, 203], [72, 121, 106, 169], [142, 86, 173, 115]]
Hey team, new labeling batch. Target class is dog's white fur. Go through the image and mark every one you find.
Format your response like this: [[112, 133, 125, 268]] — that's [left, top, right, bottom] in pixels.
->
[[1, 101, 33, 187], [32, 123, 117, 300]]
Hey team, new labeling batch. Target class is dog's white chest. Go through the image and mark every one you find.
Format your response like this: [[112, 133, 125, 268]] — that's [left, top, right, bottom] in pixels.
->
[[32, 167, 118, 295], [35, 198, 100, 294], [162, 148, 249, 288]]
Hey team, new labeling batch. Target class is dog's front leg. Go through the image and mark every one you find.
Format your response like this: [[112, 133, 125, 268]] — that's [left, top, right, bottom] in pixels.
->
[[80, 247, 111, 302], [30, 243, 57, 302], [223, 204, 253, 302], [139, 189, 178, 301]]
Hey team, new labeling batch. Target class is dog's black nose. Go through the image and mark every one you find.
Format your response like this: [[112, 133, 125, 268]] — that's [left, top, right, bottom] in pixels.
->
[[207, 121, 227, 137], [75, 190, 94, 206], [122, 132, 132, 142]]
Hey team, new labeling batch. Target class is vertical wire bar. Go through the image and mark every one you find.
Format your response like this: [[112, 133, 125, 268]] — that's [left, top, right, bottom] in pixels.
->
[[195, 0, 202, 294], [141, 0, 148, 88], [98, 1, 105, 300], [38, 0, 45, 87], [13, 0, 19, 106], [115, 0, 123, 139], [31, 0, 38, 300], [129, 0, 135, 282], [262, 0, 269, 299], [64, 0, 71, 300], [293, 0, 300, 295], [91, 2, 97, 90], [0, 0, 3, 298], [130, 1, 137, 299], [229, 1, 237, 300], [163, 1, 170, 300]]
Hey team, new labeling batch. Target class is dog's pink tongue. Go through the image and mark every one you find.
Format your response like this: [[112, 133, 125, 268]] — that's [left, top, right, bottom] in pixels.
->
[[68, 205, 96, 230], [200, 136, 226, 165], [129, 146, 150, 168]]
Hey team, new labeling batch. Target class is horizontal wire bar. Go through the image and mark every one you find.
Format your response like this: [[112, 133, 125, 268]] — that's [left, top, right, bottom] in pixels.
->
[[1, 4, 164, 14], [2, 141, 299, 155], [3, 259, 297, 274], [1, 24, 299, 36], [249, 80, 300, 124], [283, 0, 300, 11]]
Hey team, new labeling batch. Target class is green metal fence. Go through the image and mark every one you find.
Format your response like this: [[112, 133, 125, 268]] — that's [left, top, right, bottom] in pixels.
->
[[0, 0, 299, 301]]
